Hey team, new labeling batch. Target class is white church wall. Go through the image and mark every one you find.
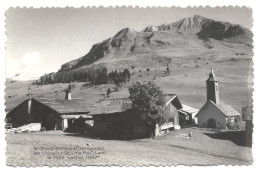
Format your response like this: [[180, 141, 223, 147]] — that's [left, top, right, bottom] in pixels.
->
[[197, 102, 226, 129]]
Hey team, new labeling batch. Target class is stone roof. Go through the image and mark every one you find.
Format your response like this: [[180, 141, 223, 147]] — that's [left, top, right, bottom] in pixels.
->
[[87, 98, 132, 115], [35, 94, 182, 116], [35, 98, 91, 114]]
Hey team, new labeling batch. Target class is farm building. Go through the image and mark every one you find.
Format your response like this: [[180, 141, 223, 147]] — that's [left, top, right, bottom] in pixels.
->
[[178, 104, 199, 126], [6, 91, 91, 130], [88, 94, 182, 139], [6, 89, 186, 138], [196, 68, 241, 129]]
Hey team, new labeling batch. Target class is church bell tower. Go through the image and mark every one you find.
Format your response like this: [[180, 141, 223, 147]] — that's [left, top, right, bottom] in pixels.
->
[[206, 68, 219, 104]]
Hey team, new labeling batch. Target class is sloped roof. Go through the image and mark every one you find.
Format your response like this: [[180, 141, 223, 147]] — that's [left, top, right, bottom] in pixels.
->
[[35, 98, 91, 114], [34, 94, 182, 116], [206, 77, 218, 82], [180, 104, 199, 114], [165, 94, 183, 110], [215, 101, 241, 117], [87, 98, 132, 115], [196, 100, 241, 117], [206, 68, 218, 82]]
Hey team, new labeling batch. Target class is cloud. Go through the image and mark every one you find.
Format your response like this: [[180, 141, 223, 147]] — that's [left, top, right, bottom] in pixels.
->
[[20, 52, 41, 66], [6, 51, 44, 80]]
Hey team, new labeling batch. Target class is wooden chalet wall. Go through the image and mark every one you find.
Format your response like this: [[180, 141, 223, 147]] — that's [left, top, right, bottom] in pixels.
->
[[30, 99, 62, 130], [6, 99, 62, 130], [6, 100, 31, 127], [92, 110, 153, 139]]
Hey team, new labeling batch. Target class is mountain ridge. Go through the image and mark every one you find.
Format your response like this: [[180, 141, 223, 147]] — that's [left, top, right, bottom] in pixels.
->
[[54, 15, 252, 76]]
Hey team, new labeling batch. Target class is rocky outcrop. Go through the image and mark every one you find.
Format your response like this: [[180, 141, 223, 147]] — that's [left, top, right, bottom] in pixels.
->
[[142, 15, 251, 40], [50, 15, 251, 75]]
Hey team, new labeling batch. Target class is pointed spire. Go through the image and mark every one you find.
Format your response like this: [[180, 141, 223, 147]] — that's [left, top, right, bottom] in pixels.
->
[[211, 67, 214, 74], [209, 67, 215, 78]]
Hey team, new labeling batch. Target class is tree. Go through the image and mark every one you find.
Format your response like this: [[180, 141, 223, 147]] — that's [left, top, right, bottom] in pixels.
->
[[68, 83, 72, 91], [129, 81, 166, 125], [107, 88, 111, 97], [166, 65, 170, 76]]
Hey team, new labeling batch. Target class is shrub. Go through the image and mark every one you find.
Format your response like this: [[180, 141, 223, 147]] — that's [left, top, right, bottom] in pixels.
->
[[166, 65, 170, 76], [107, 88, 111, 97]]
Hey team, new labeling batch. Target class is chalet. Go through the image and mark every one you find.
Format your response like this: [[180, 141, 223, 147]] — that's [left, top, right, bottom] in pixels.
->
[[88, 94, 182, 139], [196, 68, 241, 129], [6, 88, 187, 138], [6, 91, 91, 130]]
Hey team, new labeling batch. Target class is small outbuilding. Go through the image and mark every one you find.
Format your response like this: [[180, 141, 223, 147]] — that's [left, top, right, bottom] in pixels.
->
[[178, 104, 199, 126]]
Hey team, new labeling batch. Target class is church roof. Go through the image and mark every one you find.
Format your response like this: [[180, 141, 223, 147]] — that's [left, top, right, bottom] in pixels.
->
[[206, 68, 218, 82], [196, 100, 241, 117], [206, 77, 218, 82], [214, 101, 241, 117]]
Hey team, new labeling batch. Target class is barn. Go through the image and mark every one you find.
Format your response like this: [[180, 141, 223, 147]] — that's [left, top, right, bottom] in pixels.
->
[[88, 94, 182, 139], [196, 68, 241, 129], [6, 91, 91, 130], [6, 89, 185, 139]]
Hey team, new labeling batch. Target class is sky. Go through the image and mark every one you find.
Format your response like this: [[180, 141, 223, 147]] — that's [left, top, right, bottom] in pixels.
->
[[5, 7, 252, 80]]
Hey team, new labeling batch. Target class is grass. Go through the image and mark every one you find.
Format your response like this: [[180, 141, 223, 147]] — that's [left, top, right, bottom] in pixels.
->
[[5, 57, 252, 112], [6, 128, 253, 166]]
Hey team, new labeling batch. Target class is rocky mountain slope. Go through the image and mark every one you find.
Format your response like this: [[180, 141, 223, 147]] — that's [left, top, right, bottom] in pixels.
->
[[59, 15, 252, 73]]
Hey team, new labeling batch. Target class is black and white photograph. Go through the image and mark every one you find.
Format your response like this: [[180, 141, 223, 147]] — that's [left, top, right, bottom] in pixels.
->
[[3, 6, 255, 166]]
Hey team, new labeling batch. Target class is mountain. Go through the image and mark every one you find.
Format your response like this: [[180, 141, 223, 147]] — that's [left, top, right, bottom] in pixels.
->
[[142, 15, 251, 39], [54, 15, 252, 74]]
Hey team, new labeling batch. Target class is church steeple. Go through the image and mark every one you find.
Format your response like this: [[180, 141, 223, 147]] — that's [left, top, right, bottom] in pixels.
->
[[206, 68, 219, 104]]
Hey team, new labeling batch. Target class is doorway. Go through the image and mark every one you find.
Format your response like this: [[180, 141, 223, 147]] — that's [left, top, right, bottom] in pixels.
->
[[207, 118, 216, 128]]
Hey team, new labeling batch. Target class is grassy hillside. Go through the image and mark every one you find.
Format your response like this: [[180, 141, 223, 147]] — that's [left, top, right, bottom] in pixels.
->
[[5, 53, 252, 113]]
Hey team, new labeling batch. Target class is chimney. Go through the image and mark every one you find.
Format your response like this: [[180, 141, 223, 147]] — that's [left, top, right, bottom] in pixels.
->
[[65, 90, 71, 100], [28, 99, 32, 113]]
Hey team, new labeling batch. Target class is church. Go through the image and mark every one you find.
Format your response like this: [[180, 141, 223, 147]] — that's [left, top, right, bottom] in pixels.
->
[[196, 68, 241, 129]]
